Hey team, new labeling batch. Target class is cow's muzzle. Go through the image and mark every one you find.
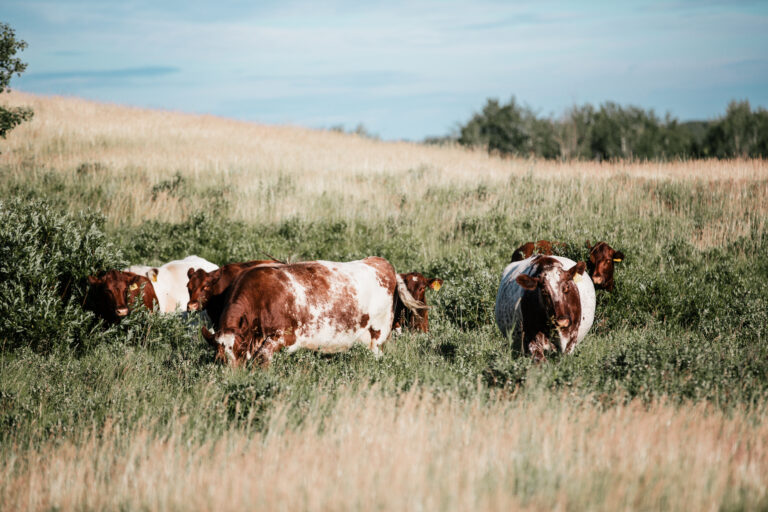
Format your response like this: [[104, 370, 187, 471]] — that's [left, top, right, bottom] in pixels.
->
[[187, 301, 200, 311], [556, 316, 571, 328], [591, 275, 603, 285], [116, 307, 129, 317]]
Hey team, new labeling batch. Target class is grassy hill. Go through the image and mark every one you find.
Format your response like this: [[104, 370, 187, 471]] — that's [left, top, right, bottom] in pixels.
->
[[1, 92, 767, 511]]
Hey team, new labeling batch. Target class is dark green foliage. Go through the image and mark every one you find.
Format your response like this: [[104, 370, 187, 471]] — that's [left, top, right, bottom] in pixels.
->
[[703, 100, 768, 158], [0, 198, 123, 351], [456, 97, 768, 161], [0, 22, 33, 141]]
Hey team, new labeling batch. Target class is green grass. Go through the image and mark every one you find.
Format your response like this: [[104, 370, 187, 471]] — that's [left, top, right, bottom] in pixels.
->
[[1, 164, 768, 510]]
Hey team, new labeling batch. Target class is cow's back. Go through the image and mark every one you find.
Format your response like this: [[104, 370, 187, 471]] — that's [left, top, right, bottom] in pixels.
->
[[495, 257, 538, 339]]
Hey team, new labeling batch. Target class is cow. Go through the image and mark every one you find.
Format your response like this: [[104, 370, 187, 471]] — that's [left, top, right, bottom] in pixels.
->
[[495, 255, 595, 362], [85, 270, 158, 324], [393, 272, 443, 333], [586, 241, 625, 292], [201, 257, 427, 366], [137, 255, 219, 313], [186, 259, 278, 327], [510, 240, 565, 262]]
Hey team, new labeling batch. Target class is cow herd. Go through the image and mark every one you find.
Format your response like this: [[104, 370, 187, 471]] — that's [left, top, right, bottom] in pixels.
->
[[84, 240, 622, 366]]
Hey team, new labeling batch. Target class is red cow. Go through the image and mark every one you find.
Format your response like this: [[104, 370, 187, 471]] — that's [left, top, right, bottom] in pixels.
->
[[586, 241, 625, 291], [510, 240, 566, 262], [85, 270, 157, 323], [186, 260, 277, 327], [393, 272, 442, 332]]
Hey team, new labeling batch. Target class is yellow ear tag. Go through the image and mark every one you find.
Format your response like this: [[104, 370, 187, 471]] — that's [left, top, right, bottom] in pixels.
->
[[573, 273, 582, 283], [613, 258, 623, 262], [151, 274, 158, 282], [129, 283, 139, 291], [431, 281, 442, 291]]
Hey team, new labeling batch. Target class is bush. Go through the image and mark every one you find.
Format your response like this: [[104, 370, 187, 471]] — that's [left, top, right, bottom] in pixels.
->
[[0, 198, 123, 351]]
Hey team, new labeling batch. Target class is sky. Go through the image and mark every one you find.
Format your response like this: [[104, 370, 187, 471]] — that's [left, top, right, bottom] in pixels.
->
[[3, 0, 768, 140]]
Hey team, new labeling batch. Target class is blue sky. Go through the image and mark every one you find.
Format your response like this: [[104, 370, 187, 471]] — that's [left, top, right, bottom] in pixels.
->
[[4, 0, 768, 140]]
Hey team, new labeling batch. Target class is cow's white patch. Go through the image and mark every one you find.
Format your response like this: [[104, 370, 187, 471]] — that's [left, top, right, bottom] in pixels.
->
[[147, 256, 218, 313], [279, 260, 394, 355], [217, 333, 236, 363]]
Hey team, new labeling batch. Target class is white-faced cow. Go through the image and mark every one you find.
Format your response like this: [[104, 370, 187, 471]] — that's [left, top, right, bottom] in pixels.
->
[[586, 241, 625, 292], [138, 255, 218, 313], [495, 255, 595, 361], [85, 270, 158, 324], [201, 257, 427, 366], [393, 272, 443, 333]]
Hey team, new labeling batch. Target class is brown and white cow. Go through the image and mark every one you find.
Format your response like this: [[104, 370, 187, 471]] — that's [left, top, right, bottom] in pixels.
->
[[201, 257, 427, 366], [586, 241, 625, 292], [393, 272, 443, 333], [186, 259, 278, 327], [510, 240, 566, 262], [495, 255, 595, 361], [85, 270, 158, 324]]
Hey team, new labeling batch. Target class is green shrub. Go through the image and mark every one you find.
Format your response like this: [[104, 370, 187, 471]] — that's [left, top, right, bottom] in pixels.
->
[[0, 198, 123, 351]]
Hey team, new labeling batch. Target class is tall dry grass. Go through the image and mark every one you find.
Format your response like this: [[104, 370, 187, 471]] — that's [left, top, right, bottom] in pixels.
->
[[1, 386, 765, 511], [2, 92, 767, 245]]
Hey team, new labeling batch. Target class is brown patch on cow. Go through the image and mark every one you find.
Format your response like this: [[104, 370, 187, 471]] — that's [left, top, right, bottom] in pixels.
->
[[511, 240, 566, 262], [586, 241, 624, 292], [85, 270, 157, 324], [364, 256, 397, 292], [369, 327, 381, 340], [393, 272, 442, 332], [360, 314, 370, 328]]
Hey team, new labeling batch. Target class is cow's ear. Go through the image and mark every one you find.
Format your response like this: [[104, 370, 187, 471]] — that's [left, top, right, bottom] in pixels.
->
[[568, 261, 587, 282], [148, 268, 159, 282], [87, 275, 100, 285], [585, 240, 593, 250], [187, 267, 196, 278], [516, 274, 539, 290], [429, 278, 443, 291], [612, 251, 625, 263]]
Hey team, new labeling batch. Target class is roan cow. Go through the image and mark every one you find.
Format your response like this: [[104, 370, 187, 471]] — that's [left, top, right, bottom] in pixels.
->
[[186, 259, 278, 327], [586, 241, 624, 291], [85, 270, 157, 324], [393, 272, 443, 333], [201, 257, 427, 366], [495, 255, 595, 361]]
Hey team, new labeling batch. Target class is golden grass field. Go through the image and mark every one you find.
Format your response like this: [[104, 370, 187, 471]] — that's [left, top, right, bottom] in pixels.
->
[[3, 387, 767, 511], [2, 92, 768, 511], [1, 91, 766, 253]]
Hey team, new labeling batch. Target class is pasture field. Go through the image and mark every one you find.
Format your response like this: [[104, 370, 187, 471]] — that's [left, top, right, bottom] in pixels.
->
[[1, 92, 768, 511]]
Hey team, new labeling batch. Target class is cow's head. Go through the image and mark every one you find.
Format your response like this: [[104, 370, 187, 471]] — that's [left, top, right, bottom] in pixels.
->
[[201, 321, 259, 366], [395, 272, 442, 332], [586, 241, 624, 291], [85, 270, 155, 323], [515, 258, 586, 353], [187, 267, 219, 311]]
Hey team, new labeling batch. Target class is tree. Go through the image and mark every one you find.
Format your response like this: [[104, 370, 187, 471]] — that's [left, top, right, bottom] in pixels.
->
[[0, 22, 33, 141]]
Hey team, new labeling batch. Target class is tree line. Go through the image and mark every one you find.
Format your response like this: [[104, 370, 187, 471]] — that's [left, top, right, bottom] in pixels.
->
[[435, 97, 768, 160]]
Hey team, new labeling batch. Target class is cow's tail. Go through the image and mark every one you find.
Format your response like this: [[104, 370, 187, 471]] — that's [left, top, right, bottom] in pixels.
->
[[395, 273, 429, 314]]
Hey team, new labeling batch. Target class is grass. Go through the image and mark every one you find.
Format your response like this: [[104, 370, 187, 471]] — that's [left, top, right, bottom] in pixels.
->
[[1, 91, 768, 510]]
